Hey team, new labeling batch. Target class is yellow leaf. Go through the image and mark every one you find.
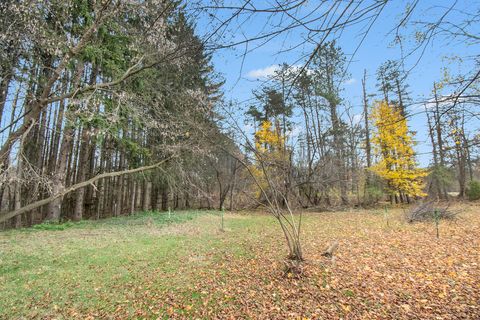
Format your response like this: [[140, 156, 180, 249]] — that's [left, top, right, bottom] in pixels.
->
[[341, 304, 351, 313]]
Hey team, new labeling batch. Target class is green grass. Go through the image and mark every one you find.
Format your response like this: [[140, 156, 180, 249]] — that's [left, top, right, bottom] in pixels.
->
[[24, 210, 199, 231], [0, 210, 273, 319]]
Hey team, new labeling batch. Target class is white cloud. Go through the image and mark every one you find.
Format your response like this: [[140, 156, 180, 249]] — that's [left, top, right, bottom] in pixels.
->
[[344, 78, 357, 85], [246, 65, 280, 79]]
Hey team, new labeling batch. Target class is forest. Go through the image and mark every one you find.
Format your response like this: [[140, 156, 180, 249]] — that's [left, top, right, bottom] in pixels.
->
[[0, 0, 479, 319]]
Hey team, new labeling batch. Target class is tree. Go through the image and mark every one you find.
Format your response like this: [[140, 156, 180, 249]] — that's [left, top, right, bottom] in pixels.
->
[[0, 0, 228, 227], [370, 101, 427, 203], [376, 60, 410, 117], [251, 120, 289, 201], [424, 82, 452, 200], [310, 42, 349, 204], [250, 120, 302, 266]]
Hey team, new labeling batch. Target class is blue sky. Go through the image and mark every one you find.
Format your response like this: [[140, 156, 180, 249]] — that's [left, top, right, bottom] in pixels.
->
[[194, 1, 477, 167]]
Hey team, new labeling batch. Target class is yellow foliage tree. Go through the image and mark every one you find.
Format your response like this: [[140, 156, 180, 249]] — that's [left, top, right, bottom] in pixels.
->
[[370, 101, 427, 201], [255, 120, 285, 154], [250, 120, 288, 196]]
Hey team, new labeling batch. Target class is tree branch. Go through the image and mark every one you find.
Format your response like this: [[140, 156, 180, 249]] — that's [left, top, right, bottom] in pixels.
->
[[0, 157, 173, 224]]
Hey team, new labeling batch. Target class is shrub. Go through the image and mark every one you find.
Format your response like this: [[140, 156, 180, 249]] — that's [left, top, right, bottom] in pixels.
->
[[406, 201, 457, 223], [466, 180, 480, 201]]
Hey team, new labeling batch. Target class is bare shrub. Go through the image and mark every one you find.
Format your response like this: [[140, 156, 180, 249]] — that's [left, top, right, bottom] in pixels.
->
[[406, 201, 457, 223]]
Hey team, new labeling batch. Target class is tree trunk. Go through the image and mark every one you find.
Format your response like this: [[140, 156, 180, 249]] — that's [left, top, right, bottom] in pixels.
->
[[229, 161, 238, 211], [161, 188, 168, 211], [329, 101, 348, 205], [0, 72, 13, 126], [130, 180, 136, 215], [362, 70, 373, 204], [73, 127, 91, 221], [45, 122, 74, 221], [395, 77, 406, 117], [115, 151, 125, 216], [14, 147, 24, 228], [142, 180, 152, 211]]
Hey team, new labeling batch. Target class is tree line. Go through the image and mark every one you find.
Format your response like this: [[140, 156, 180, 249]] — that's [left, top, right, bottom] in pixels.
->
[[1, 1, 479, 229], [238, 42, 479, 210], [0, 0, 239, 228]]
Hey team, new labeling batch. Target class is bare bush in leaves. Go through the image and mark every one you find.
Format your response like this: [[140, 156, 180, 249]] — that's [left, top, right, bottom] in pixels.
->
[[406, 201, 457, 223]]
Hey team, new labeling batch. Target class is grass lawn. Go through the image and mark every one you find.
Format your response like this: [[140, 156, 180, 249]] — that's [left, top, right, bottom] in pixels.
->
[[1, 204, 479, 319]]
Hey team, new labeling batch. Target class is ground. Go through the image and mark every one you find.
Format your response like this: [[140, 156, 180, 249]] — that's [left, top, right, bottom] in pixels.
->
[[0, 204, 479, 319]]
